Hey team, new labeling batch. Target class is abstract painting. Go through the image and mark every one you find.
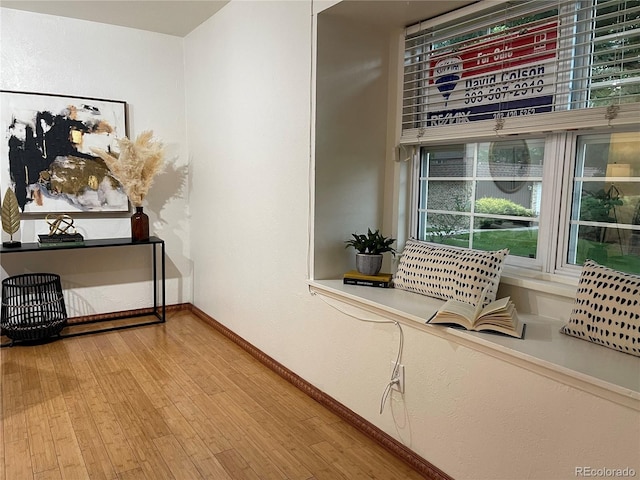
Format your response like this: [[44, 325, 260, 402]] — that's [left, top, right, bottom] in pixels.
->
[[0, 90, 129, 213]]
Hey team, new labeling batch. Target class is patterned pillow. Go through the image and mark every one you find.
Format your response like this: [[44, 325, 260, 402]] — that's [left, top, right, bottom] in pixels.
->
[[394, 240, 509, 307], [561, 260, 640, 357]]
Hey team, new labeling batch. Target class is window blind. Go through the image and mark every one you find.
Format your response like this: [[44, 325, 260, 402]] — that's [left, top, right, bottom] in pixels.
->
[[401, 0, 640, 142]]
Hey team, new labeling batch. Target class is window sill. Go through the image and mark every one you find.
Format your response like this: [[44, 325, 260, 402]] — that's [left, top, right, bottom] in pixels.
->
[[308, 280, 639, 411], [500, 266, 579, 298]]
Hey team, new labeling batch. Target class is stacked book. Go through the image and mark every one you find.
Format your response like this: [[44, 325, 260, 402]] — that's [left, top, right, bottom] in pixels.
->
[[343, 270, 393, 288], [38, 233, 85, 247]]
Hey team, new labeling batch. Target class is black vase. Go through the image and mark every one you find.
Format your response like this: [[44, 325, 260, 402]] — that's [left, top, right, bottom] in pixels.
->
[[131, 206, 150, 242]]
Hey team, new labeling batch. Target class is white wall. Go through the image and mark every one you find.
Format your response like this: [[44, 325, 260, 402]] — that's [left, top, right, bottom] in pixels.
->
[[184, 0, 315, 361], [0, 8, 191, 312], [186, 2, 639, 480], [314, 14, 391, 280]]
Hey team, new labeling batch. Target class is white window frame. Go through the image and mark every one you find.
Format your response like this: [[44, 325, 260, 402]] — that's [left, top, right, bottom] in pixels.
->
[[403, 0, 640, 279], [556, 128, 640, 275], [408, 125, 640, 278], [410, 136, 547, 268]]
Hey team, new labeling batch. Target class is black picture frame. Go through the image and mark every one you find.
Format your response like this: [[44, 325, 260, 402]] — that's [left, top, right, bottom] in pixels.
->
[[0, 90, 129, 214]]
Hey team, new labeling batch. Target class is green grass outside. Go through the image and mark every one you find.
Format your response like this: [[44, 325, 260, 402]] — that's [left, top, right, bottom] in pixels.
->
[[432, 228, 538, 258], [574, 240, 640, 275], [431, 229, 640, 274]]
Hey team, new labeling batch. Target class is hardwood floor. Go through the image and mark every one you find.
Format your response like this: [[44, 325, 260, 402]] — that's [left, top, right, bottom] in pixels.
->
[[1, 311, 426, 479]]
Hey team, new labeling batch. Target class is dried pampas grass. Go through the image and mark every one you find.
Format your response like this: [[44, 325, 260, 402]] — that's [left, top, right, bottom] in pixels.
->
[[92, 131, 165, 207]]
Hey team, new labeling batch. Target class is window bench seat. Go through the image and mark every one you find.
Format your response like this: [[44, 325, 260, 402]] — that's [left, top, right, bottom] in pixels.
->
[[308, 279, 640, 411]]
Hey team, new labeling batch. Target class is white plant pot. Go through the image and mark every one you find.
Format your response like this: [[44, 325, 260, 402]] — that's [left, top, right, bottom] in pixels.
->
[[356, 253, 383, 275]]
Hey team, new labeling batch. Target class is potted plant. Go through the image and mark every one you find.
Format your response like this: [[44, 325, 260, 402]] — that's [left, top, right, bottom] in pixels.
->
[[92, 131, 165, 242], [345, 228, 396, 275]]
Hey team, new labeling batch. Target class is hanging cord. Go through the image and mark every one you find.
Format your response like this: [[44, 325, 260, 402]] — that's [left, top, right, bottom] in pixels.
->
[[378, 320, 404, 414], [311, 291, 405, 414]]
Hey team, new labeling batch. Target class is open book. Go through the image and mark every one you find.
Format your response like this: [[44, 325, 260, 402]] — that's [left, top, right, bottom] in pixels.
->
[[428, 296, 525, 339]]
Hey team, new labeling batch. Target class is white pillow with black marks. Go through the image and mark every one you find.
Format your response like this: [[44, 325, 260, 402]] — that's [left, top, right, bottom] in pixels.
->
[[561, 260, 640, 357], [394, 239, 509, 307]]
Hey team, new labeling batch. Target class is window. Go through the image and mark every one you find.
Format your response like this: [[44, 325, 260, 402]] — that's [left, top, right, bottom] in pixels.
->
[[416, 139, 543, 260], [402, 0, 640, 276], [568, 132, 640, 273]]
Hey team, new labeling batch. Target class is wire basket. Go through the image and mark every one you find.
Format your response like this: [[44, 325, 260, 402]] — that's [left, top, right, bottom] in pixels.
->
[[1, 273, 68, 342]]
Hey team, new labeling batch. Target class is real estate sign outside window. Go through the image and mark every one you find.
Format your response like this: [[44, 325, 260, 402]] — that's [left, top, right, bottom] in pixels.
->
[[403, 0, 640, 137], [403, 0, 640, 276], [427, 21, 557, 126]]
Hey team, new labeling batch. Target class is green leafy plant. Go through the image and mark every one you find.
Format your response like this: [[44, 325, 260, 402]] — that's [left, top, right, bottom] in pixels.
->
[[579, 187, 625, 245], [475, 197, 534, 217], [579, 188, 623, 223], [345, 228, 396, 255]]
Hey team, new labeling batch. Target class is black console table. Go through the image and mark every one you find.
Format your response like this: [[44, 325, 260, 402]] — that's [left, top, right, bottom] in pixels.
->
[[1, 236, 165, 342]]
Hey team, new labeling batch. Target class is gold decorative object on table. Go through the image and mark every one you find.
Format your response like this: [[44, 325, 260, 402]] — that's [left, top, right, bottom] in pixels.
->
[[1, 188, 21, 248], [46, 214, 77, 235], [38, 214, 84, 246]]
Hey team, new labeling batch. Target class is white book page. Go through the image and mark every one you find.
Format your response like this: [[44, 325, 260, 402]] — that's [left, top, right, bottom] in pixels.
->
[[478, 297, 511, 318], [431, 300, 475, 329]]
